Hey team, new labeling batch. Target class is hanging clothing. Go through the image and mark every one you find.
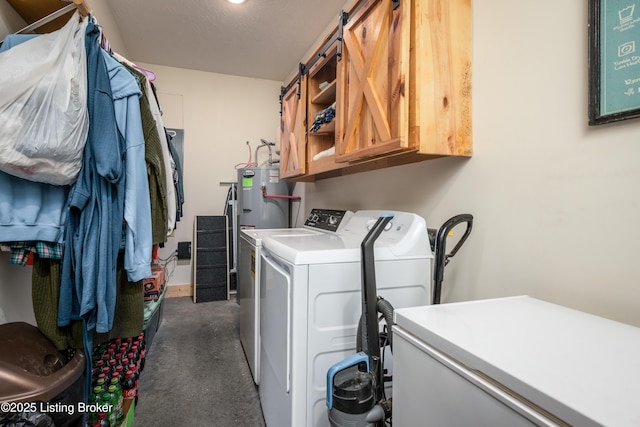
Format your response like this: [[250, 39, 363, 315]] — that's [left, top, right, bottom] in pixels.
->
[[97, 252, 144, 343], [114, 53, 176, 237], [118, 63, 168, 245], [58, 20, 127, 334], [0, 172, 69, 243], [166, 130, 184, 222], [144, 78, 177, 236], [0, 17, 151, 366], [0, 34, 38, 50], [9, 241, 63, 266], [33, 254, 144, 352], [0, 36, 70, 244], [101, 52, 153, 281], [32, 257, 84, 350]]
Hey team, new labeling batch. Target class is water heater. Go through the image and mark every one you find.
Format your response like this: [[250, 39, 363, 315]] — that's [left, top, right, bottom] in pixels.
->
[[237, 167, 290, 229]]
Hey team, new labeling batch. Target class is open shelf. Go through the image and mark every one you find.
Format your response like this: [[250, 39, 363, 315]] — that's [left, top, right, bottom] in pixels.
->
[[311, 80, 336, 105], [309, 120, 335, 135]]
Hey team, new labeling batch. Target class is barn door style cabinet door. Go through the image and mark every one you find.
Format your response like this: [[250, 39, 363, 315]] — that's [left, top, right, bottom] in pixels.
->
[[279, 73, 307, 179], [410, 0, 472, 158], [336, 0, 412, 163]]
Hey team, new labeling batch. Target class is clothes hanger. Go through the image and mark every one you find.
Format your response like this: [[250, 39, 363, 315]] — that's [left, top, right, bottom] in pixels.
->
[[72, 0, 91, 18], [132, 64, 156, 82]]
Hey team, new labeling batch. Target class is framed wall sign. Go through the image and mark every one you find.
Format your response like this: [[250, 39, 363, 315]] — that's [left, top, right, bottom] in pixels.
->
[[589, 0, 640, 125]]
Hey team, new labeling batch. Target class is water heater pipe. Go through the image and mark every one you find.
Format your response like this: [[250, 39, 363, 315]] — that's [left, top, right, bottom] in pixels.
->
[[261, 185, 301, 200]]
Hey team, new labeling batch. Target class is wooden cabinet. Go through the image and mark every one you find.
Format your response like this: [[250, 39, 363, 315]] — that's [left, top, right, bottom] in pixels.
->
[[336, 0, 411, 163], [279, 74, 307, 179], [280, 0, 472, 181]]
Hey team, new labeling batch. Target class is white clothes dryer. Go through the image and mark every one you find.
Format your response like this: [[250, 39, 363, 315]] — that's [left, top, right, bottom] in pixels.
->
[[237, 209, 353, 384], [258, 210, 433, 427]]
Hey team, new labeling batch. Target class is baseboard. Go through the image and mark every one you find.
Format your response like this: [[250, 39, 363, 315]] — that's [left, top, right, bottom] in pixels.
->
[[165, 284, 193, 298]]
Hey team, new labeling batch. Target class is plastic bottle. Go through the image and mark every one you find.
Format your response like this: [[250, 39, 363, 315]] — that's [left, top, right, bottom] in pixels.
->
[[114, 364, 124, 380], [102, 387, 116, 427], [130, 345, 140, 370], [108, 358, 118, 375], [87, 390, 99, 424], [138, 335, 147, 372], [127, 363, 140, 405], [90, 385, 105, 424], [128, 363, 139, 381], [93, 359, 105, 374], [100, 367, 111, 385], [95, 373, 107, 387], [95, 378, 106, 394], [109, 377, 124, 423], [96, 412, 110, 427], [92, 385, 104, 397], [122, 370, 137, 399]]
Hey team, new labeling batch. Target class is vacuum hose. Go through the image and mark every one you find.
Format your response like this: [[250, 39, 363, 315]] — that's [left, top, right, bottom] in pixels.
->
[[356, 297, 396, 353]]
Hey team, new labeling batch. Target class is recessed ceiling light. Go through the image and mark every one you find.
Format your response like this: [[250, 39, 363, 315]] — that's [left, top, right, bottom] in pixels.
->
[[227, 0, 246, 4]]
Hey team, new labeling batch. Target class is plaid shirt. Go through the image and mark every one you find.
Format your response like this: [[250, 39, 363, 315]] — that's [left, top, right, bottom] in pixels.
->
[[9, 241, 64, 265], [5, 226, 125, 265]]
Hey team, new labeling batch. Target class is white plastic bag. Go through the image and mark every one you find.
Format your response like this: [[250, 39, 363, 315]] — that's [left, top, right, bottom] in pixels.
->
[[0, 12, 89, 185]]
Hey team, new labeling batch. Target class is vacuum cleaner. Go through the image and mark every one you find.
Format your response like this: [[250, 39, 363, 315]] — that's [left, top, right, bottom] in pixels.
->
[[326, 213, 473, 427], [326, 213, 394, 427]]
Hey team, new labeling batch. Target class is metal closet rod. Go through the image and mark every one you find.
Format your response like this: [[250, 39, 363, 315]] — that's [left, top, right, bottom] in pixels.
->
[[13, 0, 91, 35]]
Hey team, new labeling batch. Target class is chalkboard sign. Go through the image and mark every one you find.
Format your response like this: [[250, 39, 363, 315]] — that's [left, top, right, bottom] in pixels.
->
[[589, 0, 640, 124]]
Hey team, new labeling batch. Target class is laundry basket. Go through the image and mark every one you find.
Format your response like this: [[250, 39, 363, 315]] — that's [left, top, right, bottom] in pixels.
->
[[0, 322, 85, 427]]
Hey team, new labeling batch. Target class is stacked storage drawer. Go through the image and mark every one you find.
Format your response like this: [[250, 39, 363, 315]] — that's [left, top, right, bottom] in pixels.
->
[[193, 216, 230, 302]]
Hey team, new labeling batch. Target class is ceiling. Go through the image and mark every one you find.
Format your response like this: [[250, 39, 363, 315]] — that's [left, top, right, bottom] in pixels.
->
[[7, 0, 349, 82]]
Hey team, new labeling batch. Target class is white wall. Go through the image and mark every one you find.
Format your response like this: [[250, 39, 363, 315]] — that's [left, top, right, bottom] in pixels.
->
[[298, 0, 640, 327]]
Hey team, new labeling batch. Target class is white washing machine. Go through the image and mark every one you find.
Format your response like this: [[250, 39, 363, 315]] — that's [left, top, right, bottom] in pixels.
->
[[392, 296, 640, 427], [258, 210, 433, 427], [237, 209, 353, 384]]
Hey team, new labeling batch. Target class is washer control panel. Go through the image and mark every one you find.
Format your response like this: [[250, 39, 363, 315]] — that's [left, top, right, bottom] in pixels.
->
[[304, 209, 353, 233]]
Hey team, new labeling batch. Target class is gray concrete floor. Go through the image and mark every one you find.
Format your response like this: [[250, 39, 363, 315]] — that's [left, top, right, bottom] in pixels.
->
[[134, 296, 265, 426]]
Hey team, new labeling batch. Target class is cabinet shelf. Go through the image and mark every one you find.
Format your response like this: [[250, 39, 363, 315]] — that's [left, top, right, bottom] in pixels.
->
[[311, 80, 336, 105], [309, 120, 335, 135], [307, 153, 341, 176]]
